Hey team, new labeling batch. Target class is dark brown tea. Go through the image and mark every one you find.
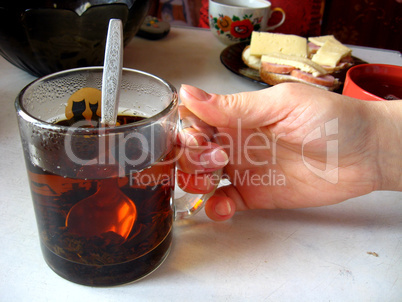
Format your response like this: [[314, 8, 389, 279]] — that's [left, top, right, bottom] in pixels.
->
[[27, 115, 175, 286], [354, 75, 402, 100]]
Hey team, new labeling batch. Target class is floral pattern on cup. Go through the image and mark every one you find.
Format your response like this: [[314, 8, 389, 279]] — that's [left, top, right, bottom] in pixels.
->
[[210, 14, 262, 42]]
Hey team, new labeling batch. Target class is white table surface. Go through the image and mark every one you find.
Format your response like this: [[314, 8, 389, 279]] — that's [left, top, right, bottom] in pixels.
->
[[0, 26, 401, 302]]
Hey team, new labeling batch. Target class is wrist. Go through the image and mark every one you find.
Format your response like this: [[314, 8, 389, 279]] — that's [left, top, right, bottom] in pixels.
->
[[369, 100, 402, 191]]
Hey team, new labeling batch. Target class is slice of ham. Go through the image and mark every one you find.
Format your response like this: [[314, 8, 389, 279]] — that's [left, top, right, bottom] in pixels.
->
[[308, 42, 320, 54], [261, 62, 296, 74], [341, 56, 354, 63], [320, 56, 354, 72], [290, 69, 335, 87]]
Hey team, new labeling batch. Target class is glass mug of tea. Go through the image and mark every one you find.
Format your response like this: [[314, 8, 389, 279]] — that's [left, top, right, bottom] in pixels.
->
[[15, 67, 221, 286]]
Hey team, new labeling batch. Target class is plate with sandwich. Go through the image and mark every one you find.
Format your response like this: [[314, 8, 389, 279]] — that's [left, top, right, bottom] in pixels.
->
[[220, 32, 366, 92]]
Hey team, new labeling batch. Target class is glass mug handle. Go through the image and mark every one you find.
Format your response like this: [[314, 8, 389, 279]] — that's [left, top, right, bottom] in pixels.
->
[[173, 115, 223, 220], [266, 7, 286, 31], [174, 169, 222, 220]]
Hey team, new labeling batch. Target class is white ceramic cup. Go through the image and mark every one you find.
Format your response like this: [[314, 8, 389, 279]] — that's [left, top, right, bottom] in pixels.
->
[[209, 0, 286, 45]]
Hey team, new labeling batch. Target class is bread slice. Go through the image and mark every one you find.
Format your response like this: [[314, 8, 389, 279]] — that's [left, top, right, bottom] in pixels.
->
[[242, 46, 261, 70]]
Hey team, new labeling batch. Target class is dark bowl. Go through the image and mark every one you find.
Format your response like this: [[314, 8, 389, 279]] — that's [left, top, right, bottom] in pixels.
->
[[0, 1, 150, 77]]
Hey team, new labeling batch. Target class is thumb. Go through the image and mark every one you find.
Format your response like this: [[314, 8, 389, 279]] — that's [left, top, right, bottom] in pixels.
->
[[179, 84, 289, 129]]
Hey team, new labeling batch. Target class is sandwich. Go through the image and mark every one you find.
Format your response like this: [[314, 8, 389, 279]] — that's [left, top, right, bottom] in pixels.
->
[[259, 53, 339, 90], [308, 35, 354, 73], [242, 32, 353, 91]]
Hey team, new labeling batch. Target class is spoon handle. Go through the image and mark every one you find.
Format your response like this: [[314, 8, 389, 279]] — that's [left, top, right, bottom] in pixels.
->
[[101, 19, 123, 127]]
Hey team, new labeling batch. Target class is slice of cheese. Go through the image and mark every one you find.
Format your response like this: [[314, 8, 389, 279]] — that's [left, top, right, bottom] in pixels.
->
[[308, 35, 337, 47], [261, 53, 327, 77], [249, 32, 308, 58], [311, 39, 352, 67]]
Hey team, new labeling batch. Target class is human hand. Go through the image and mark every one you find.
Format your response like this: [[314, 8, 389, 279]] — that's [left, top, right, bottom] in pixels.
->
[[177, 83, 402, 221]]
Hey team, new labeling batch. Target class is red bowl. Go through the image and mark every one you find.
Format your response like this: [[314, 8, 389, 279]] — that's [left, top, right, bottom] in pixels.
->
[[342, 64, 402, 101]]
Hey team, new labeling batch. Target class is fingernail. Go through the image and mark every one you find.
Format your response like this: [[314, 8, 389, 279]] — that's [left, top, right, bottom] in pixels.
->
[[215, 200, 231, 216], [200, 149, 229, 168], [178, 128, 199, 147], [181, 84, 212, 102]]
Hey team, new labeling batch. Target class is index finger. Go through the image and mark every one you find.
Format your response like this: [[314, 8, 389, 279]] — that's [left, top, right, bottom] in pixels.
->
[[178, 105, 216, 146]]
